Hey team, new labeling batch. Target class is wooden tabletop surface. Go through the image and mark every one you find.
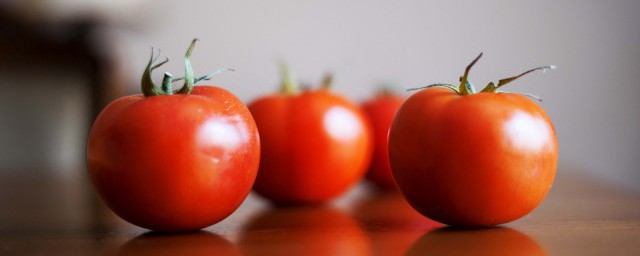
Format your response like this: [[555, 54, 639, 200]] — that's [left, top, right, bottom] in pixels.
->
[[0, 169, 639, 255]]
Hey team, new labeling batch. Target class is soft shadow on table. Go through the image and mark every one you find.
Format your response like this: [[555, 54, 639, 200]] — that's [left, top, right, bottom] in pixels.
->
[[238, 205, 370, 256], [405, 226, 547, 256], [116, 230, 239, 256]]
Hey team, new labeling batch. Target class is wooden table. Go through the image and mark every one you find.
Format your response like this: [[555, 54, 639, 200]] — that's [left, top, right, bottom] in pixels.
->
[[1, 169, 639, 255]]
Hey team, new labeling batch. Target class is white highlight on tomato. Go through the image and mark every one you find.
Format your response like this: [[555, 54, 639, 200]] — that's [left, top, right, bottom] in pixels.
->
[[504, 110, 552, 152], [324, 106, 361, 141], [197, 116, 249, 157]]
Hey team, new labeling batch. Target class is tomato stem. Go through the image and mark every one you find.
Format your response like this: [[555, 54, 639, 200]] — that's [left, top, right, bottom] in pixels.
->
[[460, 77, 477, 94], [280, 63, 299, 95], [172, 68, 236, 84], [176, 39, 198, 94], [162, 72, 174, 94], [141, 47, 170, 97], [376, 84, 397, 96], [140, 39, 232, 97], [480, 65, 556, 93], [407, 83, 459, 93], [320, 73, 333, 90], [459, 53, 482, 95], [406, 54, 555, 99]]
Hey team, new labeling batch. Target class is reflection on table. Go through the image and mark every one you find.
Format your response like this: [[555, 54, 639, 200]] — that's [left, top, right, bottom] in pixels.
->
[[0, 171, 639, 255]]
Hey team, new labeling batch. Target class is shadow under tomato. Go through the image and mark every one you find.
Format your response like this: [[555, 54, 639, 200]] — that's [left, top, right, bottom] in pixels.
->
[[238, 206, 370, 256], [405, 226, 547, 256], [350, 189, 442, 256], [117, 230, 239, 256]]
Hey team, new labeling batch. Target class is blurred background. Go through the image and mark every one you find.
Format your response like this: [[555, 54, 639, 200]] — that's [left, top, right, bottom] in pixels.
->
[[0, 0, 638, 191]]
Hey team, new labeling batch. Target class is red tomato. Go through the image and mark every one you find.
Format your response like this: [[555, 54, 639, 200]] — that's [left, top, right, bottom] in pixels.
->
[[87, 40, 260, 232], [248, 69, 372, 204], [361, 91, 405, 189], [389, 53, 558, 227]]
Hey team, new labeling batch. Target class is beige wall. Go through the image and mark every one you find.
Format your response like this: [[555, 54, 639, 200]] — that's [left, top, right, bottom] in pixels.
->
[[4, 1, 640, 190], [114, 0, 639, 191]]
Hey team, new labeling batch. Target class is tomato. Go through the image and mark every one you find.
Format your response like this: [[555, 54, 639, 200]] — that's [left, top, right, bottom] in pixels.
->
[[248, 68, 372, 204], [389, 53, 558, 227], [361, 90, 405, 189], [87, 40, 260, 232]]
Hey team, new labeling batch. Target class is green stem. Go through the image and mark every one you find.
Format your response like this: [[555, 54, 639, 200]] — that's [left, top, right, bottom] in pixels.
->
[[481, 65, 556, 92], [161, 72, 174, 95], [376, 84, 396, 96], [140, 39, 228, 97], [406, 54, 555, 98], [320, 73, 333, 90], [172, 68, 236, 84], [280, 63, 298, 95], [141, 47, 169, 97], [496, 66, 556, 88], [459, 53, 482, 95], [176, 39, 198, 94], [407, 83, 459, 93]]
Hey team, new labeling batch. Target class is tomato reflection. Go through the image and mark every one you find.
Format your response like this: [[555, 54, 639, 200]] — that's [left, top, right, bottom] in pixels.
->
[[239, 206, 370, 256], [351, 190, 442, 256], [405, 227, 546, 256], [117, 231, 239, 256]]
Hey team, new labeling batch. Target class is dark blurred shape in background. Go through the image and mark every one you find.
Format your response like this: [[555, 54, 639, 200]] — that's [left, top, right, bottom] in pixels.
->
[[0, 1, 129, 174]]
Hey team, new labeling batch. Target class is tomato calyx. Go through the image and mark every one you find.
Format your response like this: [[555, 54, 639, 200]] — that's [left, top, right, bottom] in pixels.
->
[[141, 39, 234, 97], [458, 52, 484, 95], [280, 63, 300, 95], [479, 65, 556, 94], [407, 53, 555, 101], [279, 63, 334, 95], [377, 87, 394, 97], [320, 73, 334, 90]]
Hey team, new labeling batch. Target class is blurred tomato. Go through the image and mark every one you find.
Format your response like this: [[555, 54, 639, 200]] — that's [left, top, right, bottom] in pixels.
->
[[361, 90, 405, 189], [248, 68, 372, 204]]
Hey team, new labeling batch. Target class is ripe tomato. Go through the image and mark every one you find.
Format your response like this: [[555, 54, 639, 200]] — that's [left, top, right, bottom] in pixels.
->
[[248, 68, 372, 204], [87, 40, 260, 232], [389, 53, 558, 227], [361, 90, 405, 189]]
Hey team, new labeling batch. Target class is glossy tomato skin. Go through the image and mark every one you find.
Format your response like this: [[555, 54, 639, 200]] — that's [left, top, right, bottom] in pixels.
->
[[87, 86, 260, 232], [389, 88, 557, 227], [362, 93, 405, 189], [248, 90, 372, 204]]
